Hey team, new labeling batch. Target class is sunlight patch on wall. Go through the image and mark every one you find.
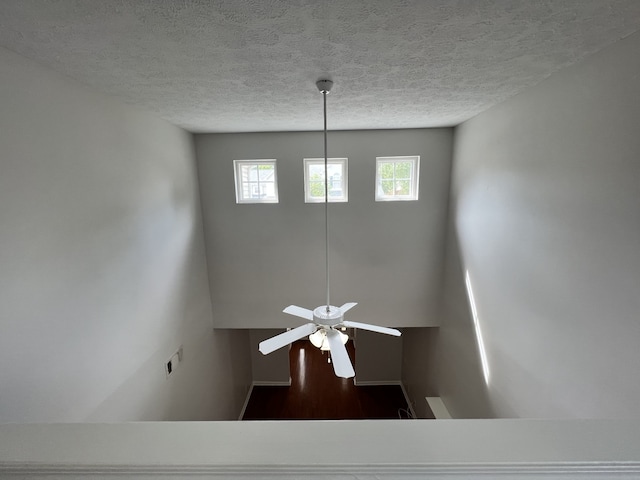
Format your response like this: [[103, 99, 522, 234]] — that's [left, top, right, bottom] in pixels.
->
[[465, 271, 490, 385]]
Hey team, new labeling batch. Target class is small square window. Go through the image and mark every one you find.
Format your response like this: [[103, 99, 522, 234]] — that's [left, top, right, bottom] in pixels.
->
[[375, 156, 420, 201], [304, 158, 348, 203], [233, 160, 279, 204]]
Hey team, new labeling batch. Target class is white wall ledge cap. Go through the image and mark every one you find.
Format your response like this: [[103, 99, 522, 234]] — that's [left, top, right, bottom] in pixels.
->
[[2, 461, 640, 477], [2, 420, 640, 478]]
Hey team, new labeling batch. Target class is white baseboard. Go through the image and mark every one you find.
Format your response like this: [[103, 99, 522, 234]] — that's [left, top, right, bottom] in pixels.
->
[[353, 379, 401, 386], [252, 380, 291, 386]]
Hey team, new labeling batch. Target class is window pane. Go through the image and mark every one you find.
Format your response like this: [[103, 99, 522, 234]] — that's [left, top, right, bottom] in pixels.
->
[[375, 156, 419, 201], [328, 175, 343, 197], [258, 164, 274, 181], [379, 162, 394, 179], [234, 160, 279, 203], [380, 180, 394, 195], [262, 182, 275, 198], [395, 180, 410, 195], [326, 164, 341, 177], [394, 162, 412, 178], [309, 181, 324, 198], [248, 182, 260, 198], [246, 165, 259, 181], [309, 164, 325, 180], [304, 158, 348, 203]]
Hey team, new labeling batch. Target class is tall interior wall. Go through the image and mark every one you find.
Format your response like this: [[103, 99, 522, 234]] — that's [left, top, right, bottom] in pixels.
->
[[439, 31, 640, 418], [0, 46, 251, 422], [196, 129, 453, 386], [195, 129, 453, 330]]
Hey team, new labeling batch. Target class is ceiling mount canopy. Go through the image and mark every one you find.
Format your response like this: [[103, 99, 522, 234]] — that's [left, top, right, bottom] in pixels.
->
[[316, 79, 333, 94], [258, 79, 401, 379]]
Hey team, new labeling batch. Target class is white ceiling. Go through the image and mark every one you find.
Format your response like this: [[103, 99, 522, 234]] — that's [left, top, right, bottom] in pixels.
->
[[1, 0, 640, 133]]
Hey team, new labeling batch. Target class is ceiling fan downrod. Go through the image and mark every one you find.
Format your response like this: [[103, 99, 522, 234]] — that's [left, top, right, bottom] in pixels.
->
[[316, 79, 333, 314]]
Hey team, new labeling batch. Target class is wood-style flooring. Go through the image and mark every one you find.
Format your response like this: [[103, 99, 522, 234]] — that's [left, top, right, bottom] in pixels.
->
[[242, 339, 414, 420]]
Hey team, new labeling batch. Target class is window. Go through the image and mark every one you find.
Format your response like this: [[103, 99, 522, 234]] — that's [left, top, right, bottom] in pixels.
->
[[303, 158, 348, 203], [375, 156, 420, 201], [233, 160, 279, 204]]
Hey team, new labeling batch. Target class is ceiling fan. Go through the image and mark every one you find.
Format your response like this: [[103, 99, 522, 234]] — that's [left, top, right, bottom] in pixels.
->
[[258, 79, 401, 379]]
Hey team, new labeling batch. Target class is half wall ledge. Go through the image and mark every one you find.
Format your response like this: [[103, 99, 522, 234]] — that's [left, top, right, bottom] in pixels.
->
[[1, 419, 640, 479]]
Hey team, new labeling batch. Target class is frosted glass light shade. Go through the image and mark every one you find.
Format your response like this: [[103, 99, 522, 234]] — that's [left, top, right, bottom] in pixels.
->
[[309, 329, 348, 351]]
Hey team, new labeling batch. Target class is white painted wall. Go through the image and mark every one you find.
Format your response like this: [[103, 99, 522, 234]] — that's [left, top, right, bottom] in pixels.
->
[[437, 216, 496, 418], [401, 327, 439, 418], [0, 46, 251, 422], [195, 129, 453, 329], [85, 328, 251, 421], [353, 329, 402, 384], [249, 329, 290, 384], [439, 31, 640, 418]]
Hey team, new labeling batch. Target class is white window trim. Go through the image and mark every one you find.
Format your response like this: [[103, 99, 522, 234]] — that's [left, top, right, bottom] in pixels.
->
[[233, 159, 279, 204], [375, 155, 420, 201], [303, 157, 348, 203]]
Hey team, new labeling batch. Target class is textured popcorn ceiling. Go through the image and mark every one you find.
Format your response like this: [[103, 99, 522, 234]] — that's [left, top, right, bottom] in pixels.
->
[[1, 1, 640, 132]]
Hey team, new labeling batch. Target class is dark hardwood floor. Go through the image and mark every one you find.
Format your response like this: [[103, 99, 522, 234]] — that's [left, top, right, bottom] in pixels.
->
[[242, 339, 414, 420]]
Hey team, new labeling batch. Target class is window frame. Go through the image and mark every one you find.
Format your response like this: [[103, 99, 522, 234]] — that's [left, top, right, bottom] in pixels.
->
[[233, 159, 279, 204], [375, 155, 420, 201], [303, 157, 349, 203]]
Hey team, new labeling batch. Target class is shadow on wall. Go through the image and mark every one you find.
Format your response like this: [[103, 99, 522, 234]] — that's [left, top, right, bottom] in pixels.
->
[[401, 326, 439, 418]]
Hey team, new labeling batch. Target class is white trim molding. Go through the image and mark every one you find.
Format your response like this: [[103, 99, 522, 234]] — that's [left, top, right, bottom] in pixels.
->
[[2, 461, 640, 479], [251, 381, 291, 386], [2, 420, 640, 479], [353, 380, 402, 386]]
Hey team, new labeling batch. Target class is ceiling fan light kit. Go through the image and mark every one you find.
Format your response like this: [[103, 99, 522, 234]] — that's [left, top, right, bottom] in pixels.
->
[[258, 80, 401, 379], [309, 329, 348, 351]]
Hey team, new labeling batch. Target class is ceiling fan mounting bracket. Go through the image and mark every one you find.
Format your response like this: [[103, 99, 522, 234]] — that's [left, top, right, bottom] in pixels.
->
[[316, 79, 333, 94]]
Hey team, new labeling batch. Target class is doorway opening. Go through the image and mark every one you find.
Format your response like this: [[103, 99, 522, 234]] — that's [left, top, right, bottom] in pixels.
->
[[242, 340, 411, 420]]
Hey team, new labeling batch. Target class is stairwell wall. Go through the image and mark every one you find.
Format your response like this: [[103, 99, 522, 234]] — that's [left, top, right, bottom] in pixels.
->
[[0, 46, 251, 422], [439, 31, 640, 418], [195, 129, 453, 331]]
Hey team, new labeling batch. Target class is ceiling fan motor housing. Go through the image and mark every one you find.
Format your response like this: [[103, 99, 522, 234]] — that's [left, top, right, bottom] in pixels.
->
[[313, 305, 343, 326]]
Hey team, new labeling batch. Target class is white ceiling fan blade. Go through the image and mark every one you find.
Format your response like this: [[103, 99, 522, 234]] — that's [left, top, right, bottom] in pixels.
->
[[326, 329, 355, 378], [343, 321, 401, 337], [339, 302, 358, 313], [283, 305, 314, 321], [259, 323, 317, 355]]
